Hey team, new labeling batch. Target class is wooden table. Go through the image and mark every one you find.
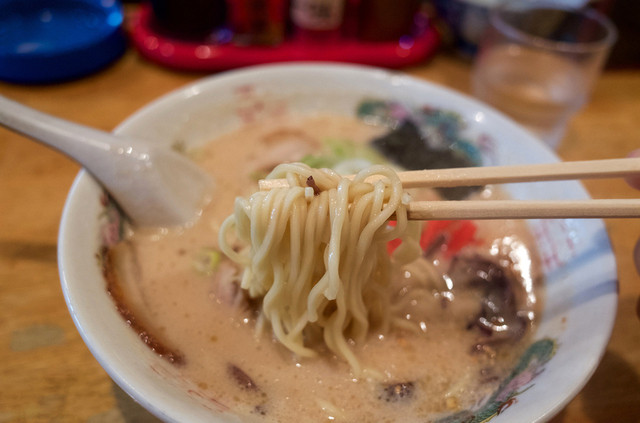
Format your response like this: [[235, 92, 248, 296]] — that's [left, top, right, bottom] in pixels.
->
[[1, 48, 639, 422]]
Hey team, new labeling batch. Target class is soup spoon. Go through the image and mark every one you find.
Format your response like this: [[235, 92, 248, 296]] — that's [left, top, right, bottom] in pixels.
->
[[0, 95, 213, 227]]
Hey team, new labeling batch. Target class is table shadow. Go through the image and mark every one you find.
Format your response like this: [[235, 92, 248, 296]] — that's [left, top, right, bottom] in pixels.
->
[[112, 382, 163, 423], [0, 240, 57, 262], [549, 349, 640, 423]]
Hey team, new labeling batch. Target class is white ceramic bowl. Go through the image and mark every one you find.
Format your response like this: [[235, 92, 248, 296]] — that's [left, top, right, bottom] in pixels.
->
[[58, 63, 617, 423]]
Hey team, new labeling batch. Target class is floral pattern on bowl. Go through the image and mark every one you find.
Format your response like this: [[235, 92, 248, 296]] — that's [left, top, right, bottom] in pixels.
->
[[436, 338, 557, 423]]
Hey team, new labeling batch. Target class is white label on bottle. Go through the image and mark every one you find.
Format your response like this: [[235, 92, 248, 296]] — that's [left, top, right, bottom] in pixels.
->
[[291, 0, 345, 31]]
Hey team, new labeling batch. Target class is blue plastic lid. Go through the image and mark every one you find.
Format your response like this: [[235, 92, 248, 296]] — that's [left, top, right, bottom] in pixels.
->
[[0, 0, 127, 84]]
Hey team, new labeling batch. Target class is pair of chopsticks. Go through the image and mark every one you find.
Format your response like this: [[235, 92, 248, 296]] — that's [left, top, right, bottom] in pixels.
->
[[259, 158, 640, 220]]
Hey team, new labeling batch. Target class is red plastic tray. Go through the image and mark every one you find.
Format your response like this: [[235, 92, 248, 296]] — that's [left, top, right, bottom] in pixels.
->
[[128, 4, 440, 71]]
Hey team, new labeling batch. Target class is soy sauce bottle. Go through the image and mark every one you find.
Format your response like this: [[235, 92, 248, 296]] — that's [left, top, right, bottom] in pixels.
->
[[229, 0, 287, 46], [150, 0, 227, 40], [357, 0, 418, 42]]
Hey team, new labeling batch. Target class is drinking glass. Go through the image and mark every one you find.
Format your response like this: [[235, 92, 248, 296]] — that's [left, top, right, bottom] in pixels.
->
[[471, 1, 617, 149]]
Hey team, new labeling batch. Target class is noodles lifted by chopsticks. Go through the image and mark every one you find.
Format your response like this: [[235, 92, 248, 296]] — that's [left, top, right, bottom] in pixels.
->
[[219, 163, 422, 374]]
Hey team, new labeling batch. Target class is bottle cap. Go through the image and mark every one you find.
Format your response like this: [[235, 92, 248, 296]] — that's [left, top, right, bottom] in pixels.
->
[[0, 0, 126, 84]]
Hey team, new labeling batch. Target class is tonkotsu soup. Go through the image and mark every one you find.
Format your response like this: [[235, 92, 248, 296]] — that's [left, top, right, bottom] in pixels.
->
[[103, 108, 543, 423]]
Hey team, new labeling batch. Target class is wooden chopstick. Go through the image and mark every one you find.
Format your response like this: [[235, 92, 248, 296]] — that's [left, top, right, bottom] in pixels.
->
[[258, 157, 640, 220], [259, 157, 640, 190], [407, 199, 640, 220], [394, 157, 640, 189]]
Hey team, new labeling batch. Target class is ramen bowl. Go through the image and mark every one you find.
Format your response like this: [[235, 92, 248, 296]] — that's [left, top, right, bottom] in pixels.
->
[[58, 63, 617, 422]]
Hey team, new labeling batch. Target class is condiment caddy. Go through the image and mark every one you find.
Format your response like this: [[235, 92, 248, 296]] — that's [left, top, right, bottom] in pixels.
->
[[128, 0, 440, 71]]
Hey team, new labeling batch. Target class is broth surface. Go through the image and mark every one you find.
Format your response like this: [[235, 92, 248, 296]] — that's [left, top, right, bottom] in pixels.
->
[[108, 114, 542, 422]]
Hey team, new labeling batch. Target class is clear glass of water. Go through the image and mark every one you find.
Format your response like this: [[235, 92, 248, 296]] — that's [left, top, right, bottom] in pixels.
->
[[471, 1, 617, 149]]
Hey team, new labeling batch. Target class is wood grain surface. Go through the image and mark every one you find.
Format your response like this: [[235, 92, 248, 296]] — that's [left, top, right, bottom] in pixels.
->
[[1, 42, 639, 422]]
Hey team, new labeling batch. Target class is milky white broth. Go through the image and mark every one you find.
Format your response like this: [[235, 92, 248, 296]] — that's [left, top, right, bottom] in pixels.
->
[[106, 114, 542, 422]]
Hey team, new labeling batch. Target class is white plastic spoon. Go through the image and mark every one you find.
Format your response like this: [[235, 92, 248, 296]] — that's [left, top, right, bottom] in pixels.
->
[[0, 95, 213, 227]]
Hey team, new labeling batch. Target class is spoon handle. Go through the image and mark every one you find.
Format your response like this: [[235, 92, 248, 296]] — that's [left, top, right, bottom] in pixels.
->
[[0, 95, 213, 227], [0, 94, 144, 167]]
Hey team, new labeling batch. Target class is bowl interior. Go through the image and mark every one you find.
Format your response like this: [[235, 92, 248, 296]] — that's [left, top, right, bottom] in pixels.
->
[[58, 63, 617, 423]]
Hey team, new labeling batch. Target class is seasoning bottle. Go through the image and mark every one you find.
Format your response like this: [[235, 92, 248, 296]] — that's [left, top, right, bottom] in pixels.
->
[[357, 0, 418, 42], [291, 0, 346, 42], [229, 0, 287, 46], [150, 0, 227, 40]]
